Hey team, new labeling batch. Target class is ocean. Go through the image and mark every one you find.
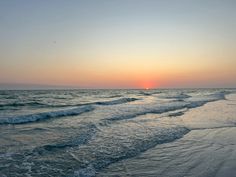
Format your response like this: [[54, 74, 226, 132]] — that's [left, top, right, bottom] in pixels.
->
[[0, 89, 236, 177]]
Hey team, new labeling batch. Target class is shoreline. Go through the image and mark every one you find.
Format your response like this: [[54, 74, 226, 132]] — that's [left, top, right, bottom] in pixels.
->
[[98, 94, 236, 177]]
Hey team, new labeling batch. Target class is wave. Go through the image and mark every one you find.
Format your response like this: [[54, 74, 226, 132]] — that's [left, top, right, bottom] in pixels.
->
[[73, 126, 190, 177], [103, 94, 122, 98], [0, 101, 46, 108], [105, 101, 189, 122], [167, 110, 186, 117], [33, 124, 97, 154], [139, 91, 153, 96], [0, 97, 138, 124], [1, 97, 138, 108], [186, 92, 226, 108], [0, 105, 94, 124], [95, 97, 138, 105], [157, 92, 191, 99], [0, 92, 226, 125], [104, 92, 226, 122]]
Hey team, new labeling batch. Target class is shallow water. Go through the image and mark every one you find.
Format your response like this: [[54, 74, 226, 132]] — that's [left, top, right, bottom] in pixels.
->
[[0, 89, 235, 176], [99, 94, 236, 177]]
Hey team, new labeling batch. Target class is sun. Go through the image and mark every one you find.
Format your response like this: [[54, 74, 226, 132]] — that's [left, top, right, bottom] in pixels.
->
[[138, 80, 156, 90]]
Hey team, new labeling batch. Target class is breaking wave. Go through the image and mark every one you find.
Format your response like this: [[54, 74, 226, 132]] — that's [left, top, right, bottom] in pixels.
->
[[0, 105, 94, 124], [73, 126, 190, 177], [0, 97, 138, 109], [33, 124, 97, 154]]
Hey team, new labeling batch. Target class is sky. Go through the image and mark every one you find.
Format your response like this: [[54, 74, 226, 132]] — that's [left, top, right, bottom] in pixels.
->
[[0, 0, 236, 89]]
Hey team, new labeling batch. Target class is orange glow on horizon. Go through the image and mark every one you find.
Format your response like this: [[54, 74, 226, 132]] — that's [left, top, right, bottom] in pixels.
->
[[138, 80, 157, 90]]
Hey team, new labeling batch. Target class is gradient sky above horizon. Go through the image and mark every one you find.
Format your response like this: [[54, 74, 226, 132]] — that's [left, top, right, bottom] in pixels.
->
[[0, 0, 236, 89]]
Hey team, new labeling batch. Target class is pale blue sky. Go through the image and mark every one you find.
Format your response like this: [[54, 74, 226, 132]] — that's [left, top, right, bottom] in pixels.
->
[[0, 0, 236, 88]]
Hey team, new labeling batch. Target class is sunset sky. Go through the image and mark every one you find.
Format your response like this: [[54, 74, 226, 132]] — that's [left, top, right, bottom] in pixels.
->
[[0, 0, 236, 89]]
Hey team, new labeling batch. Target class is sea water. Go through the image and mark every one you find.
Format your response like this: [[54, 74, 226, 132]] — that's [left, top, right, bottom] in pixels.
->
[[0, 89, 235, 176]]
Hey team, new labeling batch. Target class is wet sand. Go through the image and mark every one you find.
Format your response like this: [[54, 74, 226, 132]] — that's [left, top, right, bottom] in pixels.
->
[[98, 94, 236, 177]]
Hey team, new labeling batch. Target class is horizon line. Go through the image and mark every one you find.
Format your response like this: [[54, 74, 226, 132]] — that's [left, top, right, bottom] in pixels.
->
[[1, 87, 236, 91], [0, 83, 235, 90]]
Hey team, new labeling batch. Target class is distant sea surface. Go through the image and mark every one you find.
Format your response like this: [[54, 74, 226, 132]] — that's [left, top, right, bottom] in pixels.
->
[[0, 89, 236, 177]]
